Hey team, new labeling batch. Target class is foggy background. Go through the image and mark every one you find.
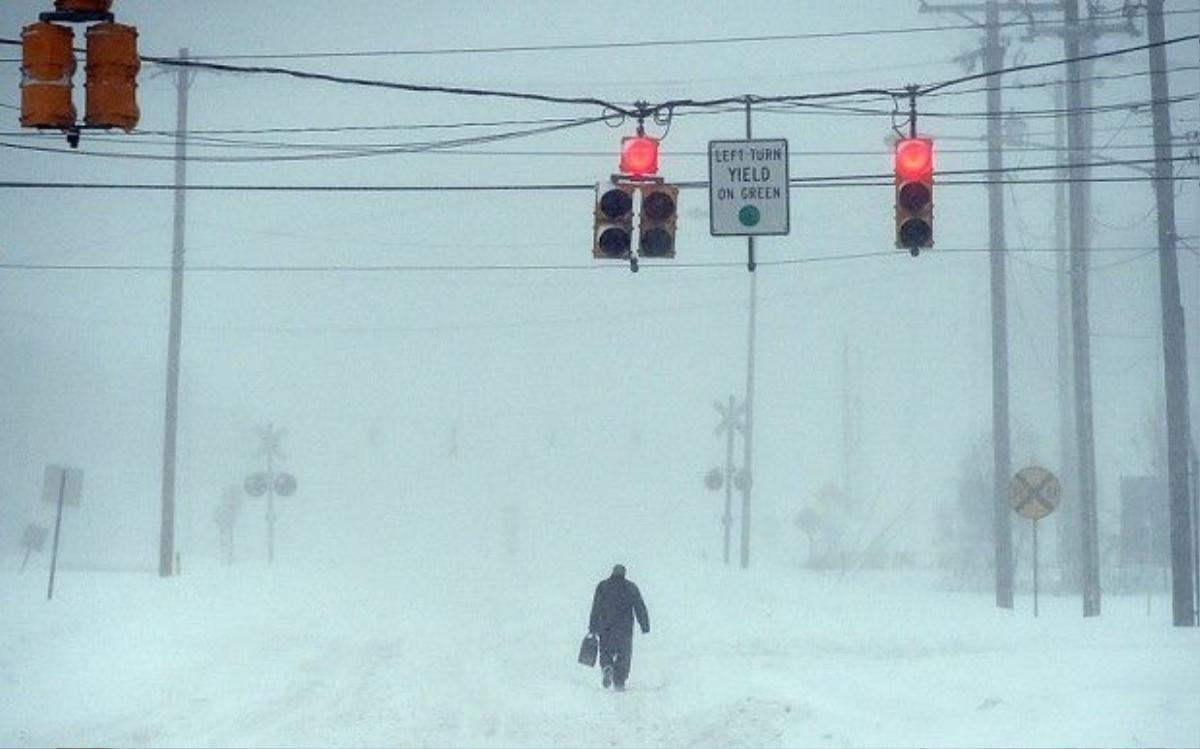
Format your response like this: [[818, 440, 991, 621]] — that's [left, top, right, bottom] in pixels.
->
[[0, 1, 1196, 582]]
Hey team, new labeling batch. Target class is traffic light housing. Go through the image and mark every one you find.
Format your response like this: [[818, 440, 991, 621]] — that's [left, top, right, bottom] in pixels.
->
[[20, 22, 76, 129], [638, 183, 678, 258], [84, 22, 139, 131], [593, 183, 634, 259], [894, 137, 933, 254]]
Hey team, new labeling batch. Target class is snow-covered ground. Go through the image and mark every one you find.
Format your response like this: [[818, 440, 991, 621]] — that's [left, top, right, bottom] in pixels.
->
[[2, 554, 1197, 748]]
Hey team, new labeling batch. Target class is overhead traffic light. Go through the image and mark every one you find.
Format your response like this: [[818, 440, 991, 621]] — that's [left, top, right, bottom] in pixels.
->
[[84, 22, 139, 130], [20, 22, 76, 129], [619, 135, 659, 177], [637, 183, 678, 258], [593, 182, 634, 259], [894, 137, 933, 254]]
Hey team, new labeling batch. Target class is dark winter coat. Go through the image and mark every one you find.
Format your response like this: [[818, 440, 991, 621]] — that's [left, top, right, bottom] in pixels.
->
[[589, 569, 649, 640]]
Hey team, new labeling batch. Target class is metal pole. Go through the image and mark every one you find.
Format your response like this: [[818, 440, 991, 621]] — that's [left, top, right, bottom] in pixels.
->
[[1147, 0, 1196, 627], [1191, 445, 1199, 623], [985, 0, 1014, 610], [740, 99, 757, 570], [1063, 0, 1102, 617], [1033, 519, 1039, 617], [723, 395, 735, 566], [158, 48, 190, 578], [267, 449, 276, 563], [46, 470, 66, 600], [745, 98, 756, 273]]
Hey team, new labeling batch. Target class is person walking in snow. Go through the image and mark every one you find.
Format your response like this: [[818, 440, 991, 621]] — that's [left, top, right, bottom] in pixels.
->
[[587, 564, 650, 691]]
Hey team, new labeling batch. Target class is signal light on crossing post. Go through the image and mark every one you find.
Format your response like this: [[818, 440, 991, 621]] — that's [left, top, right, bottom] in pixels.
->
[[593, 182, 634, 259], [894, 137, 934, 255], [20, 22, 76, 129], [619, 135, 659, 177], [637, 184, 679, 258], [84, 22, 139, 131]]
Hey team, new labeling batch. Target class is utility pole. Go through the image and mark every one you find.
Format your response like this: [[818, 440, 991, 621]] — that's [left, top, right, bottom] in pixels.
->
[[841, 337, 859, 503], [1053, 82, 1081, 593], [158, 48, 191, 578], [740, 99, 757, 570], [1062, 0, 1102, 617], [1013, 0, 1136, 617], [1146, 0, 1196, 627], [983, 0, 1013, 610], [918, 0, 1061, 608]]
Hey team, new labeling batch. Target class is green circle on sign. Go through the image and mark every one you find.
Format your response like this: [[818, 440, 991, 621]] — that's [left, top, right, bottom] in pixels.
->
[[738, 205, 761, 227]]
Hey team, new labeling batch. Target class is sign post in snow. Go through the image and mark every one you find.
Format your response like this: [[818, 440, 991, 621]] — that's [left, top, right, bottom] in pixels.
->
[[1009, 465, 1062, 617], [42, 464, 83, 600]]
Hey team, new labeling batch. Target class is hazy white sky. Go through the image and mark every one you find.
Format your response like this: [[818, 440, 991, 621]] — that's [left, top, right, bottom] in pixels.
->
[[0, 1, 1196, 572]]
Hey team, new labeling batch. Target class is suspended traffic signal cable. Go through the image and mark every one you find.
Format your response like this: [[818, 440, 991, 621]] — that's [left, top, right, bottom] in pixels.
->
[[0, 33, 1194, 123], [0, 113, 610, 162], [0, 152, 1191, 187]]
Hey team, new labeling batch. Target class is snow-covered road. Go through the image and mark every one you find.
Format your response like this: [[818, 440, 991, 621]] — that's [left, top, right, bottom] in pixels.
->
[[3, 558, 1197, 747]]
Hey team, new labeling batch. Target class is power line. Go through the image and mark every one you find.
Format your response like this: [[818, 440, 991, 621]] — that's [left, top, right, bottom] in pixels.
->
[[159, 9, 1200, 59], [0, 114, 610, 162], [4, 34, 1193, 118], [0, 244, 1185, 276], [0, 155, 1191, 190], [9, 62, 1191, 146], [918, 33, 1200, 96], [0, 7, 1195, 63]]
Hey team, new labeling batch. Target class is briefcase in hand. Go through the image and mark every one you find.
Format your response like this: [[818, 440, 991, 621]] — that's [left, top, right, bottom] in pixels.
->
[[577, 633, 598, 667]]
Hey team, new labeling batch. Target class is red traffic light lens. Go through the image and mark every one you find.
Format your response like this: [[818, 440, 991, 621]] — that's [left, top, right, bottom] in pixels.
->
[[895, 138, 933, 180], [620, 136, 659, 176]]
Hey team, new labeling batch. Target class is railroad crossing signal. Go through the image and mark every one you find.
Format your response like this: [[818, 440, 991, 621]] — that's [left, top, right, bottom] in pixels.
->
[[894, 137, 934, 255], [1009, 465, 1062, 521]]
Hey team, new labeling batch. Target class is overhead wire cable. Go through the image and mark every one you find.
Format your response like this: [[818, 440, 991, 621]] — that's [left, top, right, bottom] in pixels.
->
[[0, 6, 1195, 62]]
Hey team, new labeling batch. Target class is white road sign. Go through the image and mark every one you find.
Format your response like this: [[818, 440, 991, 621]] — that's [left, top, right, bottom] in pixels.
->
[[708, 138, 790, 236]]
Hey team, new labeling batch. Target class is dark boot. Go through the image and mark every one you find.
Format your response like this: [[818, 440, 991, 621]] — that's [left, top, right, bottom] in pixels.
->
[[602, 665, 613, 688]]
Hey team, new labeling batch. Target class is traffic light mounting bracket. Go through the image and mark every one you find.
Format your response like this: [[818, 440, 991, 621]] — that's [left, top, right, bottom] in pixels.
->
[[39, 10, 115, 23], [609, 175, 660, 273], [610, 174, 664, 187]]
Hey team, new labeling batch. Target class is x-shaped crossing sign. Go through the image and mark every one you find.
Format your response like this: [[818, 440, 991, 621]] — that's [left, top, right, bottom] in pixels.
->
[[1008, 465, 1062, 521]]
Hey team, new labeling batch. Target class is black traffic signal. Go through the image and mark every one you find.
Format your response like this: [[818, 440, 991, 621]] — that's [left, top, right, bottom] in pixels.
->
[[637, 183, 678, 258], [593, 182, 634, 259], [894, 137, 933, 255]]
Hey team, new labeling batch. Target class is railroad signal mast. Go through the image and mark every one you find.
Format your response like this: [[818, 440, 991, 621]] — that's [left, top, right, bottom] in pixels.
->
[[19, 0, 139, 147], [592, 130, 679, 272]]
